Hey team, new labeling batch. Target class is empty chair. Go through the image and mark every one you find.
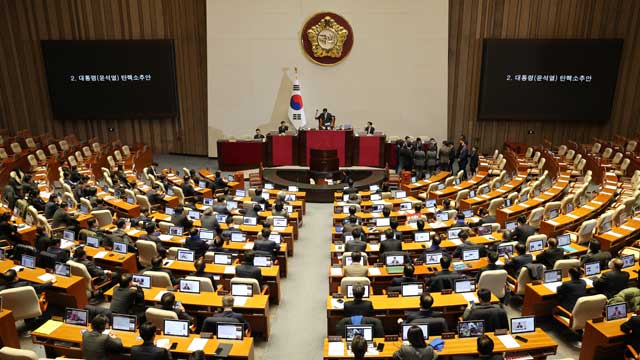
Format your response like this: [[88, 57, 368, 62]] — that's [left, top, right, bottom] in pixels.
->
[[107, 156, 116, 170], [184, 276, 215, 292], [25, 138, 37, 149], [35, 149, 47, 162], [529, 157, 546, 176], [454, 189, 470, 208], [114, 150, 123, 162], [143, 271, 173, 288], [524, 147, 533, 159], [0, 347, 40, 360], [10, 142, 22, 155], [557, 145, 567, 156], [477, 270, 508, 299], [122, 145, 131, 157], [611, 152, 624, 166], [230, 277, 266, 295], [506, 192, 518, 205], [74, 151, 84, 164], [543, 201, 561, 220], [489, 158, 506, 175], [444, 176, 455, 187], [530, 151, 541, 165], [67, 155, 77, 167], [0, 148, 7, 160], [91, 210, 113, 228], [570, 219, 597, 245], [158, 221, 175, 234], [615, 158, 631, 177], [590, 143, 602, 154], [553, 294, 607, 332], [135, 240, 158, 268], [565, 149, 575, 162], [82, 146, 92, 158], [487, 198, 504, 217], [509, 266, 542, 296], [145, 308, 178, 332], [554, 259, 580, 278], [59, 140, 69, 152], [92, 142, 101, 154], [626, 140, 637, 153], [596, 211, 614, 234], [0, 287, 42, 321], [601, 147, 613, 160], [527, 207, 544, 228], [570, 158, 586, 176]]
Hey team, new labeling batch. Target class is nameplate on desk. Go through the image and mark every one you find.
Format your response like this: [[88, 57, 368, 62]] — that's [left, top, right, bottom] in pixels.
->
[[441, 289, 453, 295], [605, 185, 617, 190], [583, 205, 595, 210], [566, 213, 579, 219], [591, 200, 603, 205], [441, 332, 455, 339], [605, 231, 623, 238], [546, 220, 559, 226], [621, 225, 636, 232], [503, 209, 512, 214]]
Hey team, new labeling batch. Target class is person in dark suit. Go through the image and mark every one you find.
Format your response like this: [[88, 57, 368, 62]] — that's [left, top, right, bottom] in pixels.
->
[[0, 269, 53, 293], [203, 295, 250, 332], [594, 258, 630, 298], [390, 264, 418, 288], [81, 314, 123, 360], [139, 222, 167, 257], [418, 233, 447, 262], [278, 121, 289, 134], [556, 267, 587, 311], [472, 208, 497, 227], [413, 146, 426, 180], [131, 322, 172, 360], [399, 142, 414, 172], [44, 194, 60, 219], [255, 229, 280, 260], [427, 256, 463, 291], [0, 213, 20, 245], [342, 179, 358, 195], [621, 315, 640, 354], [345, 228, 367, 252], [45, 237, 70, 263], [452, 229, 487, 259], [159, 292, 193, 323], [213, 171, 230, 190], [51, 202, 78, 229], [344, 284, 374, 317], [184, 228, 208, 259], [235, 250, 263, 287], [364, 122, 375, 135], [189, 257, 217, 289], [536, 237, 564, 269], [580, 239, 612, 269], [476, 335, 504, 360], [504, 243, 533, 277], [170, 206, 192, 230], [147, 184, 165, 205], [180, 176, 198, 203], [251, 189, 268, 205], [380, 229, 403, 255], [110, 273, 144, 316], [462, 288, 508, 331], [253, 128, 265, 139], [316, 108, 333, 129], [469, 145, 480, 176], [510, 215, 536, 244], [199, 208, 218, 231], [404, 293, 445, 323], [476, 251, 503, 282], [73, 247, 111, 284], [458, 139, 469, 179], [144, 256, 177, 285]]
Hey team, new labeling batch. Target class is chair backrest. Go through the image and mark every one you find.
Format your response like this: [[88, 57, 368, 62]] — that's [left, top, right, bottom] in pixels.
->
[[527, 207, 544, 227], [82, 146, 92, 158], [573, 153, 583, 164], [409, 317, 448, 336], [426, 183, 439, 194], [67, 260, 93, 294], [525, 147, 533, 158], [531, 151, 541, 164], [114, 150, 123, 161], [0, 287, 42, 321], [135, 240, 158, 268], [158, 221, 175, 234], [143, 271, 173, 288], [80, 198, 92, 213], [554, 259, 580, 278], [124, 189, 137, 204], [620, 158, 631, 172], [202, 316, 241, 334], [536, 157, 546, 170], [455, 189, 470, 203], [577, 219, 597, 244], [92, 142, 101, 154], [478, 270, 508, 298], [341, 252, 369, 265], [560, 195, 574, 214], [10, 142, 22, 154], [626, 140, 637, 153], [36, 149, 46, 161], [0, 347, 40, 360], [91, 209, 113, 228], [0, 148, 7, 160], [485, 222, 501, 233], [557, 145, 567, 156], [122, 145, 131, 157], [543, 201, 561, 220], [602, 147, 613, 159], [506, 192, 518, 205], [611, 152, 623, 165], [515, 267, 535, 295], [487, 198, 504, 216], [340, 277, 371, 295], [59, 140, 69, 151], [591, 143, 602, 154], [48, 144, 58, 156], [63, 192, 77, 209], [172, 186, 185, 205], [145, 308, 178, 332], [27, 154, 37, 167], [575, 158, 586, 172], [107, 156, 116, 169], [167, 247, 188, 260], [25, 138, 36, 149], [230, 277, 260, 294], [571, 294, 607, 331], [596, 210, 614, 234], [67, 155, 77, 167], [525, 234, 547, 253], [444, 177, 455, 187], [137, 195, 152, 210], [184, 276, 215, 292]]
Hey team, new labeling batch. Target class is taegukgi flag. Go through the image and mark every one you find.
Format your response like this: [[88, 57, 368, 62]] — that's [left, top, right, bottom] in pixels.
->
[[288, 79, 306, 129]]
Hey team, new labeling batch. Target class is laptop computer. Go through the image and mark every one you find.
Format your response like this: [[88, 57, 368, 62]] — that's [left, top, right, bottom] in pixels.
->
[[369, 185, 379, 193], [414, 232, 430, 242], [548, 209, 559, 220], [65, 308, 88, 326], [187, 210, 200, 220], [346, 285, 370, 298], [462, 249, 480, 262], [217, 322, 244, 340], [21, 254, 35, 269], [385, 255, 405, 273], [425, 252, 443, 265], [203, 197, 214, 206], [401, 282, 424, 297], [63, 230, 75, 241], [622, 254, 635, 269], [497, 244, 513, 257], [288, 186, 298, 192], [454, 279, 475, 293], [511, 316, 535, 334], [477, 225, 492, 236], [179, 279, 200, 294], [463, 209, 474, 218], [177, 250, 195, 262], [372, 204, 384, 213], [469, 190, 476, 198], [528, 239, 544, 253], [199, 230, 214, 241], [437, 183, 446, 190], [394, 190, 407, 199], [243, 217, 257, 226], [164, 319, 190, 337], [54, 262, 70, 277], [235, 189, 246, 197], [506, 221, 517, 232], [448, 228, 463, 240], [458, 320, 485, 338], [436, 212, 449, 222], [344, 256, 364, 267], [231, 283, 253, 297], [253, 256, 272, 268], [169, 226, 184, 236], [86, 236, 100, 248], [606, 303, 627, 321], [132, 275, 151, 289], [543, 269, 562, 284], [268, 233, 282, 244], [401, 323, 429, 341], [213, 253, 233, 265], [215, 214, 227, 222], [346, 325, 374, 348], [273, 217, 288, 228], [112, 314, 137, 332], [226, 200, 238, 210], [284, 194, 296, 202], [400, 202, 412, 211], [425, 199, 437, 209], [520, 193, 528, 202], [230, 232, 246, 242], [165, 207, 175, 215], [376, 218, 391, 227], [584, 261, 601, 279], [370, 194, 382, 201], [557, 234, 575, 253]]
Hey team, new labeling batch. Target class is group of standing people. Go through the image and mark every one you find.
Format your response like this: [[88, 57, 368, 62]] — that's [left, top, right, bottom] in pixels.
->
[[396, 136, 479, 180]]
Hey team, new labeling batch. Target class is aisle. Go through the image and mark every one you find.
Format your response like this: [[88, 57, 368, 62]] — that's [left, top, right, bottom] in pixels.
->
[[254, 203, 332, 359]]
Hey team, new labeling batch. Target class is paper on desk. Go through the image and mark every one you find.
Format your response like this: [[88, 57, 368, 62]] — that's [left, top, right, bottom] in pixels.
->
[[497, 334, 521, 349], [154, 291, 168, 301], [584, 278, 594, 288], [35, 320, 63, 335], [543, 281, 562, 293], [544, 191, 554, 196], [450, 239, 463, 246], [224, 266, 236, 274], [621, 225, 636, 231], [60, 239, 75, 249], [330, 268, 343, 276], [233, 296, 248, 306], [93, 251, 109, 259], [40, 191, 52, 201], [158, 234, 173, 241], [243, 242, 254, 250], [328, 342, 345, 357], [567, 213, 579, 219], [461, 292, 478, 304], [38, 273, 56, 283], [503, 209, 512, 214], [11, 265, 24, 272], [272, 227, 286, 232], [368, 268, 381, 276], [606, 231, 623, 238], [546, 220, 559, 226], [187, 338, 209, 352], [155, 338, 171, 349], [331, 299, 345, 309], [496, 259, 505, 266], [369, 244, 380, 251], [103, 196, 115, 201], [583, 205, 596, 210]]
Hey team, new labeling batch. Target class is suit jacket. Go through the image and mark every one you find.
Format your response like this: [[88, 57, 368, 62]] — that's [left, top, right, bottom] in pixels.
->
[[46, 246, 70, 262], [318, 112, 333, 126], [343, 263, 368, 278], [0, 280, 52, 293], [556, 279, 587, 311], [580, 251, 612, 269], [278, 125, 289, 134], [474, 216, 497, 226], [181, 183, 196, 197], [364, 126, 375, 135], [184, 236, 208, 259], [345, 239, 367, 252], [413, 150, 426, 167], [170, 214, 192, 229], [390, 276, 418, 287], [81, 259, 106, 278], [428, 269, 463, 292], [452, 243, 487, 259], [344, 299, 375, 317], [52, 208, 77, 228], [512, 224, 536, 244], [131, 342, 172, 360], [458, 146, 469, 165], [594, 270, 630, 298], [405, 309, 444, 323], [380, 239, 403, 254], [254, 239, 279, 258], [463, 303, 508, 332], [392, 345, 437, 360], [44, 201, 59, 219], [81, 330, 123, 360], [236, 264, 263, 286], [506, 254, 533, 274], [110, 285, 144, 315], [621, 316, 640, 351], [536, 247, 565, 269]]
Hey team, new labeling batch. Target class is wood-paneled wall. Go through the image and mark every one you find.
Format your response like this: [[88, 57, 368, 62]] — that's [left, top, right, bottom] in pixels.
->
[[0, 0, 207, 155], [449, 0, 640, 153]]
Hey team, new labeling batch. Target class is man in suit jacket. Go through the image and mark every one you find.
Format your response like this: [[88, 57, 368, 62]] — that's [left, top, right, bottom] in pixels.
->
[[251, 189, 268, 204], [203, 295, 250, 331], [404, 293, 445, 322], [343, 251, 368, 277], [316, 108, 333, 129], [344, 284, 374, 317], [345, 228, 367, 252], [235, 251, 263, 287], [580, 239, 612, 269], [380, 231, 403, 255], [621, 314, 640, 353], [253, 128, 265, 139], [52, 202, 78, 228], [73, 248, 111, 284], [458, 139, 469, 179], [278, 121, 289, 134], [139, 222, 167, 257], [189, 257, 217, 289], [45, 237, 70, 263], [364, 122, 375, 135], [536, 237, 564, 269], [511, 216, 536, 244], [184, 228, 208, 259], [170, 206, 193, 230], [472, 208, 497, 227], [147, 184, 165, 205], [110, 273, 144, 316], [427, 256, 463, 292], [390, 264, 418, 287], [594, 258, 630, 298], [477, 335, 505, 360], [462, 288, 508, 331], [0, 269, 53, 293], [504, 243, 533, 277], [44, 194, 60, 219], [82, 315, 123, 360], [452, 229, 487, 259], [199, 208, 218, 231], [413, 147, 426, 180], [556, 267, 587, 311], [255, 229, 280, 259], [131, 322, 172, 360], [476, 251, 504, 282], [144, 256, 177, 285]]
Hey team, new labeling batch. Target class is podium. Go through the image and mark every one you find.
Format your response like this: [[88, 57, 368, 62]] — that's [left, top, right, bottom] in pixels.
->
[[309, 149, 339, 176], [297, 129, 354, 167]]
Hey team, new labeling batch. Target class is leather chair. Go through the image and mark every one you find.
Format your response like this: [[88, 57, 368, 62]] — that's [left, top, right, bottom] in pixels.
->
[[552, 294, 607, 332], [143, 271, 173, 288], [135, 240, 158, 268], [184, 276, 215, 292], [478, 270, 508, 299], [340, 277, 371, 295], [554, 259, 580, 278], [145, 308, 178, 332], [67, 259, 111, 299], [0, 347, 39, 360]]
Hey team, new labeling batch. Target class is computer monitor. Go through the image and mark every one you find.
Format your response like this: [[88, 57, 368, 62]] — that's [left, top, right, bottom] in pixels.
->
[[425, 199, 437, 209], [235, 189, 246, 197], [436, 212, 449, 222], [394, 190, 407, 199], [585, 262, 601, 277], [345, 325, 373, 343], [230, 232, 246, 242], [369, 185, 379, 192], [341, 194, 350, 202], [243, 217, 257, 226], [79, 204, 89, 215], [401, 324, 429, 341], [344, 256, 364, 267], [113, 241, 127, 254], [385, 255, 405, 266], [0, 249, 4, 261], [454, 279, 475, 293], [54, 262, 70, 277], [165, 207, 175, 215], [600, 221, 612, 233], [448, 228, 463, 240], [164, 319, 190, 337], [506, 221, 517, 232], [178, 279, 200, 294], [528, 239, 544, 253], [458, 320, 485, 338], [400, 202, 412, 211], [284, 194, 296, 202], [199, 230, 214, 241], [112, 314, 137, 332], [372, 204, 384, 213], [187, 210, 200, 220], [227, 175, 235, 182], [543, 269, 562, 284], [482, 186, 490, 194], [370, 194, 382, 201], [126, 197, 135, 205], [401, 282, 424, 297], [411, 176, 417, 183], [268, 233, 282, 244], [437, 183, 446, 190], [346, 285, 370, 298], [215, 214, 227, 223], [169, 226, 184, 236], [203, 197, 214, 206], [288, 186, 298, 192], [477, 225, 492, 236], [462, 249, 480, 262], [548, 209, 559, 220], [566, 203, 574, 213], [86, 236, 100, 248], [132, 275, 151, 289], [511, 316, 535, 334], [226, 200, 238, 210], [557, 234, 571, 247], [504, 198, 512, 207], [520, 193, 528, 202], [425, 252, 443, 265], [463, 209, 474, 218], [253, 256, 272, 268], [177, 250, 195, 262], [198, 180, 206, 188], [63, 230, 75, 241], [21, 254, 35, 269], [497, 244, 513, 257], [375, 218, 390, 227], [414, 232, 430, 242], [231, 283, 253, 297], [217, 322, 244, 340], [622, 254, 635, 269], [213, 253, 233, 265], [455, 178, 462, 185], [273, 218, 288, 228], [343, 235, 354, 242], [469, 190, 476, 198], [65, 308, 88, 326], [606, 303, 627, 321]]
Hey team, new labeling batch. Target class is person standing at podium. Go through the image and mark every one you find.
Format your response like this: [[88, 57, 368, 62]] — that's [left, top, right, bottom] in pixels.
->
[[278, 121, 289, 134], [315, 108, 333, 129], [253, 128, 265, 140], [364, 121, 375, 135]]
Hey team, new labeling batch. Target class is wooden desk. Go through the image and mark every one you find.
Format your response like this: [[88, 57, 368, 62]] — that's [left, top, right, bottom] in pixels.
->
[[165, 173, 213, 199], [96, 191, 140, 218], [0, 260, 88, 308], [0, 310, 20, 348], [460, 172, 528, 210], [83, 246, 138, 273], [32, 321, 254, 359], [596, 216, 640, 252], [323, 328, 557, 358], [401, 172, 451, 197], [424, 169, 489, 203], [580, 316, 631, 360]]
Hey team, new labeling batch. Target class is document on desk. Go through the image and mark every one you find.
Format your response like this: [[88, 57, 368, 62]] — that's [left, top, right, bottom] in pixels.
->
[[544, 191, 554, 196], [330, 267, 343, 276], [621, 225, 636, 232], [606, 231, 623, 238], [368, 268, 381, 276], [233, 296, 248, 306], [127, 229, 142, 236], [187, 338, 209, 352], [38, 273, 56, 283], [35, 320, 63, 335], [369, 244, 380, 251], [154, 291, 169, 301], [583, 278, 594, 288], [331, 299, 344, 309], [328, 342, 345, 356], [566, 213, 579, 219], [583, 205, 595, 210], [224, 266, 236, 275], [497, 334, 521, 349], [546, 220, 559, 226], [155, 338, 171, 349], [60, 239, 75, 249], [450, 239, 463, 246], [93, 251, 109, 259], [543, 281, 562, 293], [503, 209, 512, 214], [461, 292, 478, 304], [243, 242, 254, 250], [158, 234, 173, 241]]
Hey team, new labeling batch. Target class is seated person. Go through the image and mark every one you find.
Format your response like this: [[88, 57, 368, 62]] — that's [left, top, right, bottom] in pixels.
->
[[471, 208, 496, 227], [380, 229, 403, 254], [441, 199, 452, 211], [346, 193, 360, 204], [621, 315, 640, 356], [52, 201, 79, 230], [476, 334, 504, 360], [389, 219, 403, 240], [184, 228, 208, 259], [110, 273, 144, 316], [0, 268, 53, 293], [476, 251, 503, 282], [344, 284, 374, 317], [556, 267, 586, 311], [462, 288, 508, 331], [73, 247, 112, 285], [254, 228, 280, 260], [189, 257, 217, 289], [426, 256, 463, 292], [594, 258, 630, 298], [200, 207, 218, 231], [139, 222, 167, 257], [510, 215, 535, 244], [390, 264, 418, 287], [82, 314, 123, 360], [203, 295, 250, 333], [343, 179, 358, 195], [350, 335, 367, 360], [417, 234, 447, 262], [170, 206, 193, 229], [131, 322, 172, 360], [147, 184, 165, 205], [453, 212, 466, 227], [235, 250, 263, 287], [404, 293, 447, 332], [251, 188, 267, 205], [241, 203, 262, 220], [535, 237, 564, 269], [343, 251, 368, 277], [159, 291, 193, 323], [344, 228, 367, 252], [452, 229, 486, 259], [45, 237, 70, 262], [504, 243, 532, 277], [580, 239, 612, 269], [143, 256, 177, 285], [271, 202, 289, 218], [392, 325, 437, 360], [108, 219, 135, 250]]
